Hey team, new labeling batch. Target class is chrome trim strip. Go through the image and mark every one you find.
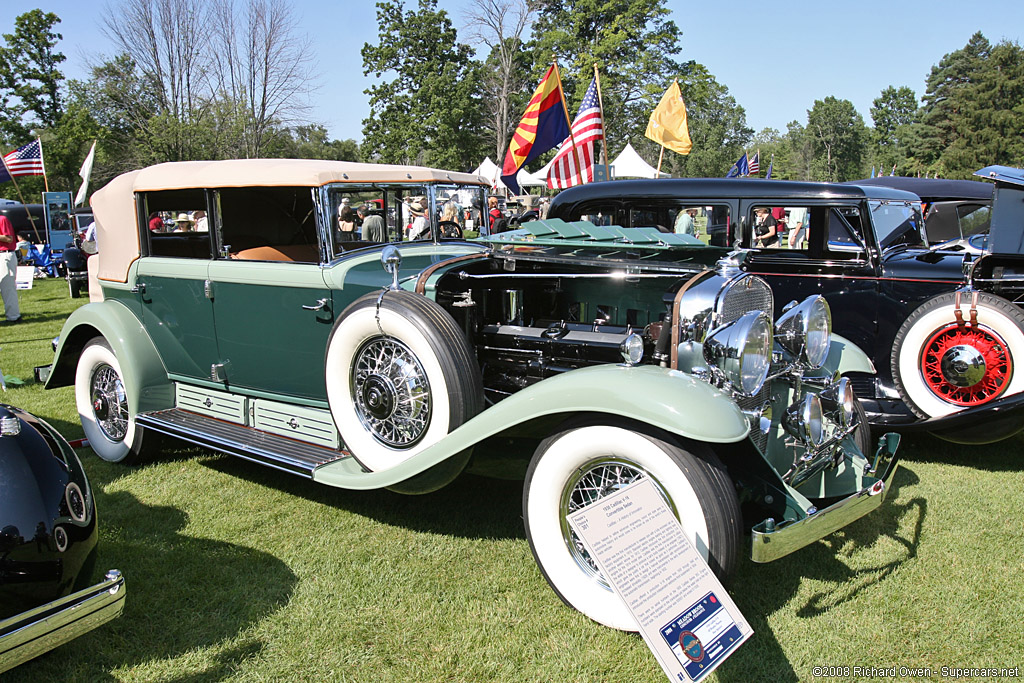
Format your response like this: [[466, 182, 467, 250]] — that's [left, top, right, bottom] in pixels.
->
[[0, 570, 126, 673], [750, 434, 900, 563]]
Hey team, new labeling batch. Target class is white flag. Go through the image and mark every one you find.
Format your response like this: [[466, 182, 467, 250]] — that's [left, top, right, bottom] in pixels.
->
[[74, 141, 96, 207]]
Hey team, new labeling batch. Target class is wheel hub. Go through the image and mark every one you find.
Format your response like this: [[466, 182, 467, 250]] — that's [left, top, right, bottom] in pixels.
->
[[351, 337, 431, 448], [90, 363, 128, 441], [921, 323, 1012, 406], [940, 344, 986, 387], [361, 375, 397, 419]]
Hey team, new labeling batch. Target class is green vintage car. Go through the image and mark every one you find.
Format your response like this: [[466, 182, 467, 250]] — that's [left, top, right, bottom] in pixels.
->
[[45, 160, 899, 631]]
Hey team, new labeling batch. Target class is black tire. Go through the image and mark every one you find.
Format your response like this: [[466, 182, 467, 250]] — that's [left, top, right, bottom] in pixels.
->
[[325, 290, 484, 472], [892, 291, 1024, 419], [523, 417, 741, 631], [75, 337, 161, 464], [851, 394, 871, 457]]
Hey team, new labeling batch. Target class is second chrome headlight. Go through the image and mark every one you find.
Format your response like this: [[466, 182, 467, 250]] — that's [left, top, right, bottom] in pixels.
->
[[703, 310, 773, 396], [775, 295, 832, 369]]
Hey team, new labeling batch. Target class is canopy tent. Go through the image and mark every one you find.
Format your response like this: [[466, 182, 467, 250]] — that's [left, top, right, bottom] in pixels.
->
[[610, 143, 669, 179], [472, 157, 546, 191]]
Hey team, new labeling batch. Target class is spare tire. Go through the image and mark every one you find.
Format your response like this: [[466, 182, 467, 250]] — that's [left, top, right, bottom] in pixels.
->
[[892, 291, 1024, 418], [325, 290, 483, 472]]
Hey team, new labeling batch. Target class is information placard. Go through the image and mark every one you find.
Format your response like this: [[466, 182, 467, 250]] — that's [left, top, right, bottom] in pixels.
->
[[568, 478, 752, 682]]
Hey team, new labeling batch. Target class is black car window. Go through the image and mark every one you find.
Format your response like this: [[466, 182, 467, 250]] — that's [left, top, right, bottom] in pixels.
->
[[826, 207, 866, 257], [142, 189, 213, 259], [219, 186, 319, 262], [959, 204, 991, 237], [870, 199, 923, 249]]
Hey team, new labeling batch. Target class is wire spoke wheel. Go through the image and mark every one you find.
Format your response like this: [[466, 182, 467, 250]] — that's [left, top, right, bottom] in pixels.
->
[[352, 337, 431, 448], [90, 363, 129, 442], [921, 323, 1012, 406]]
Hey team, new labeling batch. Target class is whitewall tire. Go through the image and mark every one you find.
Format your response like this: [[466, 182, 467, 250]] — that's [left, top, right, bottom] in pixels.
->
[[75, 337, 156, 464], [326, 291, 483, 472], [523, 419, 741, 631], [892, 292, 1024, 418]]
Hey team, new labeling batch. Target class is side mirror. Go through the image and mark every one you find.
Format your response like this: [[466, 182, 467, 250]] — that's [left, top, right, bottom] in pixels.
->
[[381, 245, 401, 290]]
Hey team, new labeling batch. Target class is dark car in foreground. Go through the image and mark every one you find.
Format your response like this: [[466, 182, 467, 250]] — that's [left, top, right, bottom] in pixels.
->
[[0, 404, 125, 673], [547, 173, 1024, 442], [42, 159, 899, 631]]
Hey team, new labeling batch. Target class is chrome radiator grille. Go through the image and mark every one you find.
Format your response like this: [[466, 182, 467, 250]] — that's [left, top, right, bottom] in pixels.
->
[[736, 384, 771, 454], [717, 274, 774, 327]]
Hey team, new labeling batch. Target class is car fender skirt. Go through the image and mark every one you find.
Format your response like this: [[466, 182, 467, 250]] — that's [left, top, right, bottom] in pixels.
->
[[45, 301, 172, 414], [314, 364, 750, 490]]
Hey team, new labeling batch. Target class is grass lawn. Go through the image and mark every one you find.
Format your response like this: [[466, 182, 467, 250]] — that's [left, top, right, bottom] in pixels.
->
[[2, 278, 1022, 682]]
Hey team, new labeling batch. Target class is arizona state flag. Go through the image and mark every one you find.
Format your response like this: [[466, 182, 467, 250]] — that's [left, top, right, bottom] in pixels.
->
[[501, 64, 570, 194]]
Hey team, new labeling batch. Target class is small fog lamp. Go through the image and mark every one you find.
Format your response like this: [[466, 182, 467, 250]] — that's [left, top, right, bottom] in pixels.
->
[[783, 393, 825, 446], [819, 377, 856, 429], [619, 333, 644, 366]]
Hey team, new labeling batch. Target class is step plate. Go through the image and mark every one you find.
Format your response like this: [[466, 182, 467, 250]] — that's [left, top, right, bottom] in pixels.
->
[[137, 408, 352, 477]]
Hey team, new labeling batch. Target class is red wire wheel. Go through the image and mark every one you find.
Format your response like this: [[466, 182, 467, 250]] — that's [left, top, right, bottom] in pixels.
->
[[920, 323, 1012, 406]]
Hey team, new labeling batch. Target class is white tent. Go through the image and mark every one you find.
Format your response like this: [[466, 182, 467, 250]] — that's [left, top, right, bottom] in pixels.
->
[[472, 157, 546, 191], [610, 143, 669, 179]]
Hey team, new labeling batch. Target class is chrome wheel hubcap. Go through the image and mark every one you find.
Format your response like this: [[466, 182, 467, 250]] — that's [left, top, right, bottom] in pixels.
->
[[352, 338, 431, 447], [940, 344, 986, 387], [91, 363, 128, 441]]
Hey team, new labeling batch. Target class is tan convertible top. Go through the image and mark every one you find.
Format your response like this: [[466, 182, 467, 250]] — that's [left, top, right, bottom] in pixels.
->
[[91, 160, 489, 284], [130, 159, 489, 190]]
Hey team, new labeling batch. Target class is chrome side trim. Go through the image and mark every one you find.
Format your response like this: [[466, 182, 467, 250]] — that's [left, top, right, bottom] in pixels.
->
[[750, 433, 901, 563], [0, 570, 126, 673]]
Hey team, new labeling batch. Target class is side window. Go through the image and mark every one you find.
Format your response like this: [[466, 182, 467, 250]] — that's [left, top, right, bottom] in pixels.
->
[[142, 189, 212, 259], [329, 189, 390, 256], [750, 206, 785, 248], [668, 205, 730, 244], [826, 207, 866, 257], [220, 186, 319, 263]]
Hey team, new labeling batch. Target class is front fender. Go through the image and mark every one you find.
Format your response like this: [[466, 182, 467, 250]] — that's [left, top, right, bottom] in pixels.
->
[[45, 300, 172, 415], [815, 332, 875, 377], [314, 364, 750, 489]]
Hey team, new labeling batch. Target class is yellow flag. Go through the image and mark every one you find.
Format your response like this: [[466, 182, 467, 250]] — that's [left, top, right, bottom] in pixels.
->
[[645, 80, 692, 155]]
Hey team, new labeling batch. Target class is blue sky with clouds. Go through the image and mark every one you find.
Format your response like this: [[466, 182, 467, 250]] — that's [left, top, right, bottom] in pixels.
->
[[4, 0, 1023, 152]]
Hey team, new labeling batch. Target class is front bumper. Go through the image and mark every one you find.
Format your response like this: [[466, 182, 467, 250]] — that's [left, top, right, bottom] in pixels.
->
[[0, 569, 126, 673], [750, 434, 901, 563]]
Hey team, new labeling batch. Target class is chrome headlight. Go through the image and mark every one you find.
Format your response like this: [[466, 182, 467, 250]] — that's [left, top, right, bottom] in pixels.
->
[[783, 393, 825, 446], [702, 310, 773, 396], [819, 377, 856, 429], [775, 295, 832, 369]]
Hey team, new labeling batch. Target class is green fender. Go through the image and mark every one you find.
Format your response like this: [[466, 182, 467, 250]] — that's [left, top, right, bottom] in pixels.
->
[[813, 332, 875, 377], [46, 300, 173, 414], [314, 364, 750, 490]]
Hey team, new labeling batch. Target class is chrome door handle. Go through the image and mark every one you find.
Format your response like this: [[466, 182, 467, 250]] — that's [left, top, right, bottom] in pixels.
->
[[302, 298, 328, 311], [131, 282, 146, 294]]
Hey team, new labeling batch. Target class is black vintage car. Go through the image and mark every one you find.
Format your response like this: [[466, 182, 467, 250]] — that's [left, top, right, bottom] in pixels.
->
[[0, 404, 125, 673], [547, 173, 1024, 442]]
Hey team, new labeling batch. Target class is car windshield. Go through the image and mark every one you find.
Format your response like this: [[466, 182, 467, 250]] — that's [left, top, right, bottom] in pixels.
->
[[870, 200, 924, 249]]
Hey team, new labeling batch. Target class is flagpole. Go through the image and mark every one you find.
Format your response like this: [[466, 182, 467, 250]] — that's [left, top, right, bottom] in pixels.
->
[[38, 137, 49, 192], [552, 59, 584, 184], [592, 62, 610, 181], [0, 153, 43, 244], [657, 145, 665, 175]]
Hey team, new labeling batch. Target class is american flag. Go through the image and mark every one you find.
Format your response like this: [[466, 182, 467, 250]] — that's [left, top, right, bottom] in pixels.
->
[[0, 140, 46, 181], [748, 150, 760, 176], [547, 78, 603, 189]]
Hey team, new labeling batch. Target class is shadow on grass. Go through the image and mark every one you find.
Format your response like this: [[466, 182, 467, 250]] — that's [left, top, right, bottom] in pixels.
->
[[198, 450, 528, 542], [897, 431, 1024, 472], [4, 485, 297, 682], [715, 466, 925, 682]]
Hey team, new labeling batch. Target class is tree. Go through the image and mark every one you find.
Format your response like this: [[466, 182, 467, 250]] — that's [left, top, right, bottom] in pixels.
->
[[362, 0, 486, 170], [209, 0, 315, 158], [0, 9, 65, 143], [870, 85, 917, 175], [463, 0, 536, 159], [271, 124, 362, 161], [911, 33, 1024, 177], [806, 96, 867, 182]]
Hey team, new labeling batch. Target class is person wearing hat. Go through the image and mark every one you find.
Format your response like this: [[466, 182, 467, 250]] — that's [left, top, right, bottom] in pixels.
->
[[173, 213, 194, 232], [408, 199, 429, 240]]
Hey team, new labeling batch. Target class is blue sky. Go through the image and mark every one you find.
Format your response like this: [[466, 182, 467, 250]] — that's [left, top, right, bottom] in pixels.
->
[[4, 0, 1024, 152]]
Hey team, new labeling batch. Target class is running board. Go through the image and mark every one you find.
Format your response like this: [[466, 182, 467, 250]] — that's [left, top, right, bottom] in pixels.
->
[[136, 408, 353, 477]]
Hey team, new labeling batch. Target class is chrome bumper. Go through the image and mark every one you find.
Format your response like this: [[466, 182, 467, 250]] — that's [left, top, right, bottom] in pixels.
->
[[751, 434, 901, 563], [0, 570, 126, 673]]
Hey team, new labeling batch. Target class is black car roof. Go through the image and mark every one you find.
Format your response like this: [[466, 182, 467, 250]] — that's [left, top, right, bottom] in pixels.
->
[[847, 176, 992, 201], [549, 177, 918, 205]]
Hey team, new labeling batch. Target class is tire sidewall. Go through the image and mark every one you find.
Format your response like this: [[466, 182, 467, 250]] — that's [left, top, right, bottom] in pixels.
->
[[896, 295, 1024, 417], [524, 425, 712, 631], [326, 300, 453, 471], [75, 340, 138, 463]]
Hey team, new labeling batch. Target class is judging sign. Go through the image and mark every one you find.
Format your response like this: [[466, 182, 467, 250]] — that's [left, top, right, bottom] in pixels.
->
[[568, 479, 752, 682]]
